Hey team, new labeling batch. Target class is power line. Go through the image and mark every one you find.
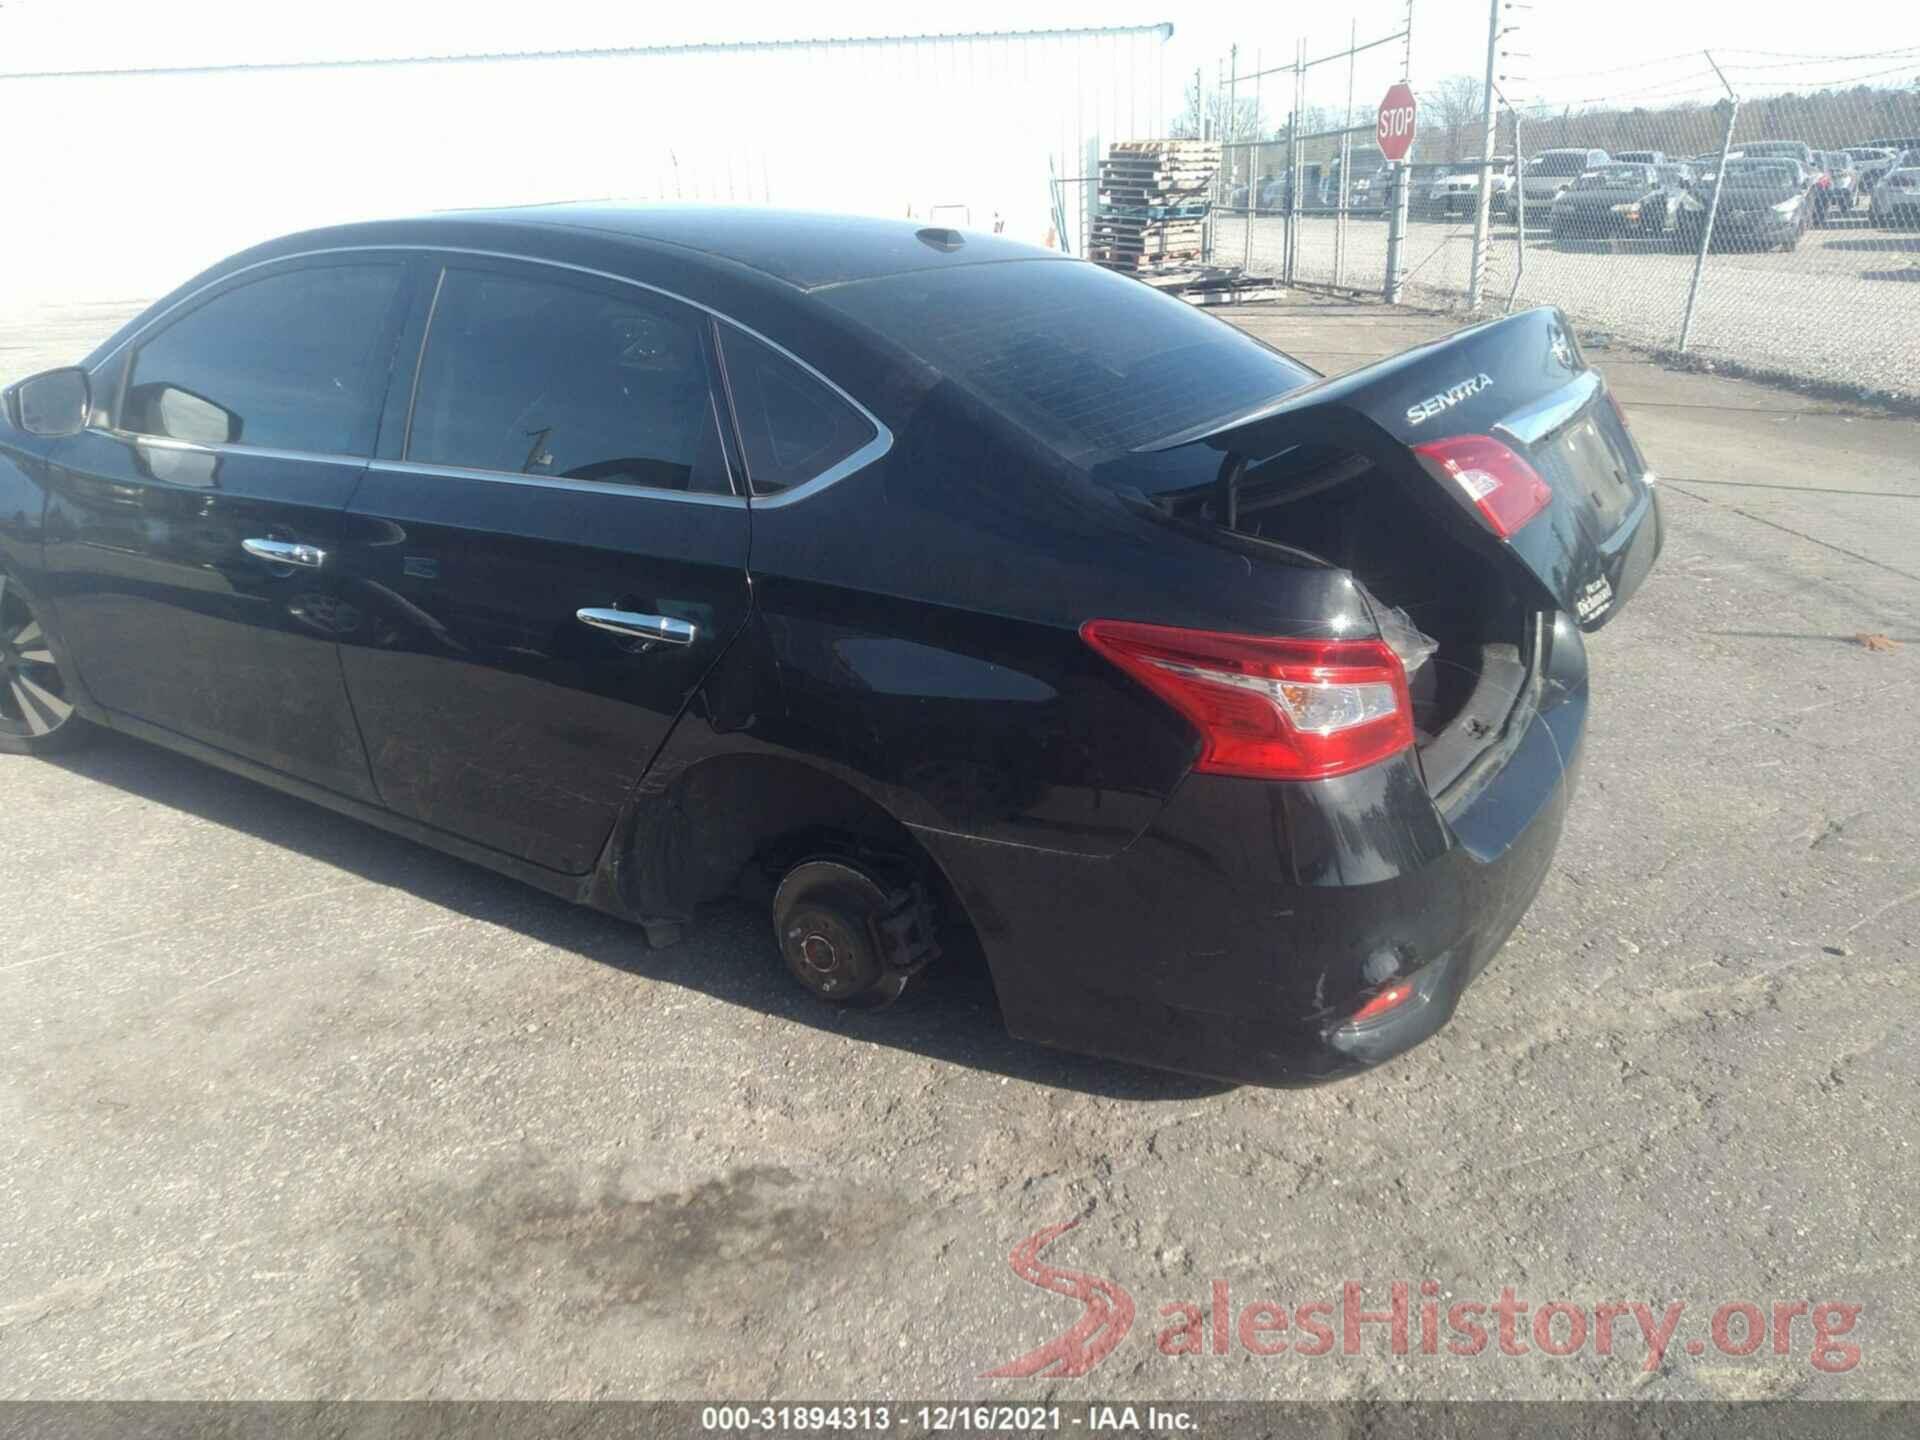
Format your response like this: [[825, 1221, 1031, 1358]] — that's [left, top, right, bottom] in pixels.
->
[[1718, 60, 1920, 90], [1718, 44, 1920, 63]]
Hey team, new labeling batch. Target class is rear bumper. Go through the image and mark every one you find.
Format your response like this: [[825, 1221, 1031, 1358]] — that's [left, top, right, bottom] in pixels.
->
[[919, 614, 1593, 1087]]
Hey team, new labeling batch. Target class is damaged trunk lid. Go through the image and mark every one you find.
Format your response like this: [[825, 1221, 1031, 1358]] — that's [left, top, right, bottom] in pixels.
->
[[1140, 306, 1663, 632]]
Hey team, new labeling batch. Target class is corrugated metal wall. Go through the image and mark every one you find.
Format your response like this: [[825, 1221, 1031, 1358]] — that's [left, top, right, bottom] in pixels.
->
[[1, 25, 1168, 306]]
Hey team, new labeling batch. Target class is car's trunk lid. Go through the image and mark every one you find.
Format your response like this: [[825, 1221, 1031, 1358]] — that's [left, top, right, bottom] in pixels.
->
[[1139, 305, 1662, 632]]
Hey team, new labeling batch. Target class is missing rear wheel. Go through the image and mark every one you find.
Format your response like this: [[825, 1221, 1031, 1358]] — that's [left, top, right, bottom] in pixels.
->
[[771, 859, 938, 1008]]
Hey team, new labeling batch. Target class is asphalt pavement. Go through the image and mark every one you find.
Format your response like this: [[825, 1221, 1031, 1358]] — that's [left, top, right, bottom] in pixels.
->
[[2, 293, 1916, 1400]]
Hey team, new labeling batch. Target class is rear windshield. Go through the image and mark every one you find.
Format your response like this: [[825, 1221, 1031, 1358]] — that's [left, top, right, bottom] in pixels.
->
[[1724, 160, 1797, 184], [1529, 153, 1593, 176], [818, 260, 1314, 466], [1575, 165, 1652, 189]]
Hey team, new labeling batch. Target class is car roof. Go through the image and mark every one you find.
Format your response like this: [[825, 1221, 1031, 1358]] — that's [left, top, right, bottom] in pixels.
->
[[305, 203, 1070, 293]]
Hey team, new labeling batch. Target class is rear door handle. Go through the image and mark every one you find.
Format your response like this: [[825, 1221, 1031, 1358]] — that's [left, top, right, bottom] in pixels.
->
[[576, 608, 697, 646], [242, 538, 327, 569]]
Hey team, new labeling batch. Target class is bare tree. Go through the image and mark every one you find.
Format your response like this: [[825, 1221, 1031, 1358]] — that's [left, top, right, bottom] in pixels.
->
[[1421, 74, 1485, 161], [1169, 74, 1267, 143]]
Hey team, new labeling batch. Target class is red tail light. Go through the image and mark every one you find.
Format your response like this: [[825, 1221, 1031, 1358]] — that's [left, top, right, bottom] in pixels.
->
[[1412, 433, 1554, 539], [1348, 981, 1416, 1024], [1080, 621, 1414, 781]]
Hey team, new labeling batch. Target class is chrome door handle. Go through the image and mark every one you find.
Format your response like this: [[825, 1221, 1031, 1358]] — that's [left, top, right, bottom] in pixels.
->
[[576, 608, 697, 646], [242, 538, 327, 569]]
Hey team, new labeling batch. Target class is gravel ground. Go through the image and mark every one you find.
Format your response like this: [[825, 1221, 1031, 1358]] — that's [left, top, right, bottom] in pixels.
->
[[2, 294, 1918, 1401], [1211, 212, 1920, 402]]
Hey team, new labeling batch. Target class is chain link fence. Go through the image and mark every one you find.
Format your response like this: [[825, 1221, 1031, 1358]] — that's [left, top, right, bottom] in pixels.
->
[[1171, 35, 1919, 403], [1483, 60, 1920, 400]]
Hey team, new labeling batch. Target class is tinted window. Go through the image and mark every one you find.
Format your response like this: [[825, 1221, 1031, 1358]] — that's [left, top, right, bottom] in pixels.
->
[[1575, 165, 1652, 190], [820, 259, 1314, 466], [716, 327, 877, 496], [408, 268, 731, 494], [1529, 153, 1593, 176], [123, 263, 403, 454]]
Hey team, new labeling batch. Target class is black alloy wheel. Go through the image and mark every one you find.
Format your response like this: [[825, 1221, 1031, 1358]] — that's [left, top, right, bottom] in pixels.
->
[[0, 575, 85, 753]]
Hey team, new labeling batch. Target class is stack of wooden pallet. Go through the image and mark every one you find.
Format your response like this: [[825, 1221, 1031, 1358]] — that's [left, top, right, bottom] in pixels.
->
[[1091, 139, 1221, 272]]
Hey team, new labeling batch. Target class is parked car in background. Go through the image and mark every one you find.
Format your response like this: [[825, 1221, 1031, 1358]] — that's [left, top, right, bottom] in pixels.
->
[[1870, 151, 1920, 228], [0, 207, 1662, 1084], [1350, 165, 1394, 214], [1229, 175, 1290, 212], [1816, 151, 1860, 219], [1738, 141, 1815, 165], [1731, 142, 1833, 223], [1434, 157, 1517, 220], [1521, 148, 1610, 217], [1848, 146, 1901, 188], [1548, 163, 1691, 245], [1408, 162, 1455, 217], [1861, 135, 1920, 158], [1681, 158, 1813, 250], [1612, 150, 1667, 166]]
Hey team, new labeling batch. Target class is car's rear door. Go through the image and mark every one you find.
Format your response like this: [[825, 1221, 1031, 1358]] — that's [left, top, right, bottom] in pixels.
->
[[42, 256, 417, 800], [332, 256, 752, 875]]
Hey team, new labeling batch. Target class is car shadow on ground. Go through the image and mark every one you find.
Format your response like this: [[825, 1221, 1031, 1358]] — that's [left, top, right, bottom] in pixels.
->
[[50, 729, 1231, 1102], [1822, 235, 1920, 252]]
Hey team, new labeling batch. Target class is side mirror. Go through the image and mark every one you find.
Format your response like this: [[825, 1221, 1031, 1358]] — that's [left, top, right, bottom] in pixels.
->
[[8, 367, 92, 439]]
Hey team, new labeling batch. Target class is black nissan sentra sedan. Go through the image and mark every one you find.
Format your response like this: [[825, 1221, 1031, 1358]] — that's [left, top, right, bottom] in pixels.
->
[[1548, 163, 1689, 244], [0, 207, 1661, 1085]]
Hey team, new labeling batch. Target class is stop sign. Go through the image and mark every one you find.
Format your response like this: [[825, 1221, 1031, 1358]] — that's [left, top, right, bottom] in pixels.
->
[[1377, 83, 1418, 162]]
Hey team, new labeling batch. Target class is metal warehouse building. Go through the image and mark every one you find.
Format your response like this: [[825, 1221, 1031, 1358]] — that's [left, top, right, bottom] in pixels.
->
[[2, 23, 1171, 305]]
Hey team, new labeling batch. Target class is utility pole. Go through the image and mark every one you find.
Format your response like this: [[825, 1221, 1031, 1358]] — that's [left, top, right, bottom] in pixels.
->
[[1467, 0, 1502, 310]]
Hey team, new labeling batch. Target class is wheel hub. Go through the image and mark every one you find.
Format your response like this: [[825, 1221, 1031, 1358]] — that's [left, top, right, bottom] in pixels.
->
[[799, 932, 838, 975]]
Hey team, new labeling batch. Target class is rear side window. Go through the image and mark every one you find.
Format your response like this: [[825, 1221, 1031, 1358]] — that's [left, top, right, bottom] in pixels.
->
[[716, 327, 877, 496], [407, 267, 732, 495], [123, 263, 404, 454], [819, 258, 1313, 467]]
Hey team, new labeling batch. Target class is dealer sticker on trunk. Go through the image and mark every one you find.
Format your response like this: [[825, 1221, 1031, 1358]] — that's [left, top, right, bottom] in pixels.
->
[[1575, 574, 1615, 622]]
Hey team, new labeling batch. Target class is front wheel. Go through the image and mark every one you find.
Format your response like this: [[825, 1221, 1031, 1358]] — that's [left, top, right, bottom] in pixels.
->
[[0, 574, 89, 755]]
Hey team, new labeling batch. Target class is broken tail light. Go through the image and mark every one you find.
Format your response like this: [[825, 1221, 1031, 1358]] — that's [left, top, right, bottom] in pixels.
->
[[1080, 621, 1414, 781], [1412, 433, 1554, 540]]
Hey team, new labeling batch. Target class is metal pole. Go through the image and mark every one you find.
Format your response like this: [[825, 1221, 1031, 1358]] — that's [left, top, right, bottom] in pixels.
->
[[1336, 20, 1356, 289], [1467, 0, 1501, 310], [1679, 54, 1738, 352], [1289, 37, 1304, 286], [1386, 162, 1409, 303], [1506, 102, 1526, 310], [1246, 48, 1260, 273], [1228, 43, 1239, 143]]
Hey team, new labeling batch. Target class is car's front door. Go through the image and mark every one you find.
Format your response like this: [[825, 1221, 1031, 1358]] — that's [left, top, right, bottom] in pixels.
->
[[332, 257, 753, 874], [42, 257, 417, 800]]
